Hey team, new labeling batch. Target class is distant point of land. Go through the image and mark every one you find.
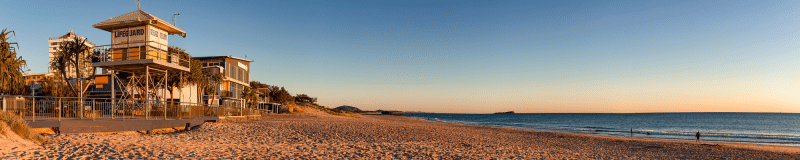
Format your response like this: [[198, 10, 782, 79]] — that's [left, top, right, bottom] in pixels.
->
[[493, 111, 515, 114], [334, 105, 362, 112]]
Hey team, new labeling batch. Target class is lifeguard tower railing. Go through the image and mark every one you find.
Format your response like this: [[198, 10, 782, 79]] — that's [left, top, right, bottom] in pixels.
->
[[93, 40, 190, 68]]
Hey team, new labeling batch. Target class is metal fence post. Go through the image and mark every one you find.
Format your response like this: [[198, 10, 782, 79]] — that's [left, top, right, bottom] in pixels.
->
[[19, 100, 23, 117], [92, 99, 95, 121], [58, 98, 62, 121], [112, 99, 115, 120], [32, 97, 35, 122], [80, 98, 84, 119]]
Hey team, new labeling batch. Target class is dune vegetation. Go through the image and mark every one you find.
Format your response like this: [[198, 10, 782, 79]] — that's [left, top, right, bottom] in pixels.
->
[[0, 111, 43, 145]]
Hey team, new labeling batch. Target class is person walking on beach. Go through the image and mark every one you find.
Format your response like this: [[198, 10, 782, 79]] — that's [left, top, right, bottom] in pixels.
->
[[630, 128, 633, 137], [695, 131, 702, 142]]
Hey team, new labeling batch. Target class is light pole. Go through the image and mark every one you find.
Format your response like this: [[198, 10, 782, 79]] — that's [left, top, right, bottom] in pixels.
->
[[173, 12, 180, 26]]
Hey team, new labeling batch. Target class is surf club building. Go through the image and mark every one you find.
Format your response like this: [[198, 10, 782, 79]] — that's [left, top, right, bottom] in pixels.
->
[[193, 56, 252, 107]]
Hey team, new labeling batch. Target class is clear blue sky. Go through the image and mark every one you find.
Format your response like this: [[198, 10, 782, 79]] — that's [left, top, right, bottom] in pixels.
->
[[3, 0, 800, 113]]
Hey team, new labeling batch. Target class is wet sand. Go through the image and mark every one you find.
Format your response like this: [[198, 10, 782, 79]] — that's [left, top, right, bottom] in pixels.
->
[[2, 107, 799, 159]]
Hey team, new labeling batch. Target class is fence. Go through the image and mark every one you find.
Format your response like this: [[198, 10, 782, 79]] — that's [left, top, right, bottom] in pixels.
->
[[0, 95, 269, 122]]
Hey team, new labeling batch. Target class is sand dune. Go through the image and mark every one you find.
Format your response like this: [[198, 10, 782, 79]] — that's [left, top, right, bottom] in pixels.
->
[[1, 107, 798, 159]]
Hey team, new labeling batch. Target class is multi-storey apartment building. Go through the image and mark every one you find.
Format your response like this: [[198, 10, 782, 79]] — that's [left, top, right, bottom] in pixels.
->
[[48, 31, 96, 78], [193, 56, 252, 105]]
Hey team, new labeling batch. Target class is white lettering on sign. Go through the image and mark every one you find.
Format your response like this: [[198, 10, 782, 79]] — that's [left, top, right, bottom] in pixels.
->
[[238, 62, 248, 71]]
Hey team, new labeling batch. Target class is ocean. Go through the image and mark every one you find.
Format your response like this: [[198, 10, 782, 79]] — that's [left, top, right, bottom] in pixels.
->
[[400, 113, 800, 146]]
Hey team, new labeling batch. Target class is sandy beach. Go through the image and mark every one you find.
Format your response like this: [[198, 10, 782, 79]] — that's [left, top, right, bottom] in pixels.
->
[[2, 107, 799, 159]]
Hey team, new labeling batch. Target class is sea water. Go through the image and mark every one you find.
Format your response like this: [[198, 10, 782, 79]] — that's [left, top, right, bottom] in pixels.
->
[[401, 113, 800, 146]]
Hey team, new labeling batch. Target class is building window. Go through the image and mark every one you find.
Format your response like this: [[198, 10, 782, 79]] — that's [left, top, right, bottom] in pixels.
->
[[227, 63, 231, 78]]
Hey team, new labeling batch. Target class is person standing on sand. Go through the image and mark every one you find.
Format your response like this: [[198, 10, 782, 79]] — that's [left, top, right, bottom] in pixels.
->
[[696, 131, 702, 142], [630, 128, 633, 137]]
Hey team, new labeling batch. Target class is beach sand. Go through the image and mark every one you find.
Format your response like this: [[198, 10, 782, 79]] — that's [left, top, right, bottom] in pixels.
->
[[2, 107, 799, 159]]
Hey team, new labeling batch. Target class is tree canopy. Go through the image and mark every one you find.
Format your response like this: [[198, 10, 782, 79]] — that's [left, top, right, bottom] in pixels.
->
[[49, 36, 96, 97], [0, 29, 27, 95], [294, 94, 317, 104]]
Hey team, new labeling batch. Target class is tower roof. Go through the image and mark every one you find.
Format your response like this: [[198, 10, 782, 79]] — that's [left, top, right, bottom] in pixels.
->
[[92, 10, 186, 37]]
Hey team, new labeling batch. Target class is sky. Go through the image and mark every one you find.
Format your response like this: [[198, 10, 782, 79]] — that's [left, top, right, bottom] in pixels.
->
[[2, 0, 800, 113]]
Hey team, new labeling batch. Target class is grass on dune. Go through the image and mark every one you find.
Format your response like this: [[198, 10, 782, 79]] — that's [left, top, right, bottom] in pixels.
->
[[301, 103, 358, 117], [0, 111, 44, 145]]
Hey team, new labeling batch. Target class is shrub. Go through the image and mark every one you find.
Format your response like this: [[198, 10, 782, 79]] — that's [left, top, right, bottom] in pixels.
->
[[0, 111, 44, 145], [294, 104, 304, 112]]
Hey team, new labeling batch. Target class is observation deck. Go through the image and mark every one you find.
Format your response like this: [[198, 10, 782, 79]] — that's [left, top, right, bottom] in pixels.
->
[[92, 41, 190, 73], [91, 9, 189, 74]]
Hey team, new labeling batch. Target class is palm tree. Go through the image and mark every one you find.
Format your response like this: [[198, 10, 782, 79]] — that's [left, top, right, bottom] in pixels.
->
[[39, 76, 72, 97], [0, 29, 27, 95], [49, 36, 96, 98], [166, 46, 189, 102], [240, 87, 258, 109], [187, 59, 208, 104], [210, 72, 223, 105]]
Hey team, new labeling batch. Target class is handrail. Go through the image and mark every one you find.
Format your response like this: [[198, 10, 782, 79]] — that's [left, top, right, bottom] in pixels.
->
[[93, 40, 190, 68]]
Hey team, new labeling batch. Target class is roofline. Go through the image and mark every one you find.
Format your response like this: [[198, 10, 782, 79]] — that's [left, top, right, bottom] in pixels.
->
[[92, 10, 187, 37], [193, 56, 254, 62], [92, 19, 187, 37]]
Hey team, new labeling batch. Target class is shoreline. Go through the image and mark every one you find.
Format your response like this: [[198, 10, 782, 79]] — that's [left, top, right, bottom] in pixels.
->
[[399, 114, 800, 155], [2, 108, 798, 159], [403, 114, 800, 147]]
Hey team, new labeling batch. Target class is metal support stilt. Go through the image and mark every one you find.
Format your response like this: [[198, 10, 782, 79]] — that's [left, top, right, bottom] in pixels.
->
[[164, 70, 168, 120], [146, 66, 150, 120], [179, 72, 182, 119], [111, 70, 115, 119]]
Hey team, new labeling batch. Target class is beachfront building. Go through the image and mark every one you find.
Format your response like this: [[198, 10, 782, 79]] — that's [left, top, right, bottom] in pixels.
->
[[193, 56, 252, 107], [48, 31, 96, 78], [23, 73, 54, 95], [24, 73, 53, 86]]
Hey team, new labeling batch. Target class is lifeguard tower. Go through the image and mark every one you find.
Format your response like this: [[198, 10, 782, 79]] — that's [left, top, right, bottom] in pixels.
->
[[91, 9, 189, 119]]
